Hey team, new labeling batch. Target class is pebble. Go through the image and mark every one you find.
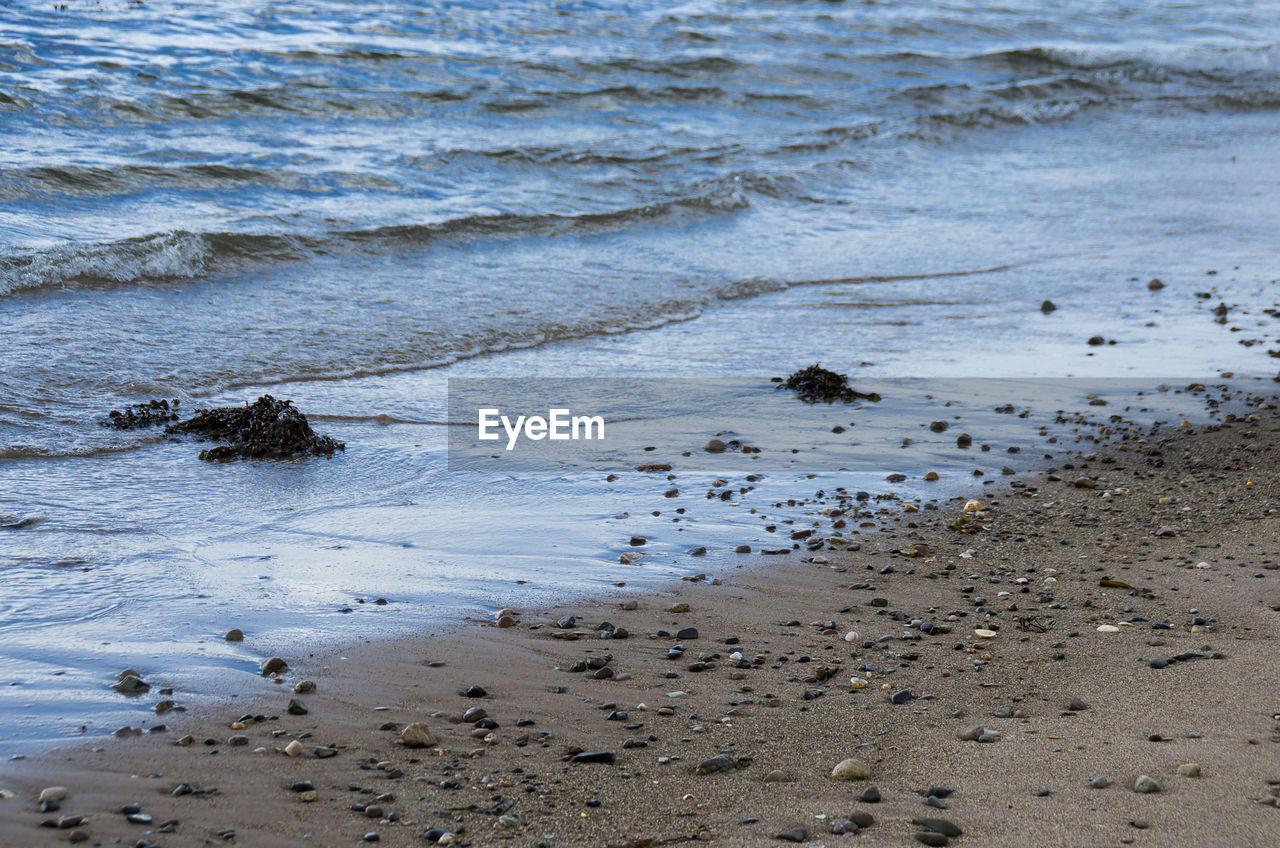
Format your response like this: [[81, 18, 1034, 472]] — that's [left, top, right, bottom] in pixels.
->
[[831, 758, 871, 780], [1133, 775, 1163, 794], [363, 834, 380, 843], [830, 818, 857, 835], [284, 740, 303, 757], [260, 657, 287, 675], [224, 628, 244, 641], [890, 689, 913, 705], [464, 684, 487, 698], [859, 786, 881, 803], [695, 752, 739, 775], [1067, 698, 1090, 711], [571, 751, 616, 765], [1090, 776, 1111, 789], [957, 725, 989, 741], [775, 827, 807, 842], [38, 787, 68, 803], [915, 832, 949, 847], [113, 674, 149, 695], [850, 812, 875, 828], [1177, 763, 1201, 777], [914, 818, 962, 838], [287, 698, 308, 715]]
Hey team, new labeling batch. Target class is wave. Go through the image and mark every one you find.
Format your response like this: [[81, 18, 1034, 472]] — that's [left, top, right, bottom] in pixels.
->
[[0, 184, 754, 297], [986, 43, 1280, 76]]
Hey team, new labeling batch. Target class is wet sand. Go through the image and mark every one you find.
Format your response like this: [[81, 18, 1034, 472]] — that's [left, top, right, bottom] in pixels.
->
[[2, 398, 1279, 847]]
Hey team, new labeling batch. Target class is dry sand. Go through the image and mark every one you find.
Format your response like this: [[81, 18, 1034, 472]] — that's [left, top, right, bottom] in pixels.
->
[[2, 396, 1279, 848]]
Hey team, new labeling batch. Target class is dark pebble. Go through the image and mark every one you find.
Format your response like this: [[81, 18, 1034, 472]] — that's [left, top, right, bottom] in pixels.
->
[[464, 685, 487, 698], [860, 786, 881, 803], [775, 827, 807, 842]]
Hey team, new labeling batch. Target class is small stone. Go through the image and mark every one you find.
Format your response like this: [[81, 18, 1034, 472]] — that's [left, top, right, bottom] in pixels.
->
[[401, 723, 437, 748], [260, 657, 287, 675], [294, 680, 316, 694], [126, 813, 153, 825], [287, 699, 308, 715], [1147, 278, 1164, 290], [1067, 698, 1089, 711], [831, 758, 871, 780], [977, 730, 1000, 743], [228, 735, 249, 746], [570, 751, 615, 765], [957, 725, 987, 741], [704, 439, 727, 453], [1177, 763, 1201, 778], [695, 752, 739, 775], [860, 785, 881, 803], [850, 812, 875, 828], [39, 798, 60, 813], [1040, 299, 1057, 313], [1087, 335, 1105, 346], [288, 780, 315, 793], [363, 834, 380, 843], [1090, 776, 1111, 789], [284, 740, 303, 757], [316, 746, 338, 758], [464, 684, 487, 698], [113, 674, 149, 695], [914, 832, 949, 847], [224, 628, 244, 642], [914, 818, 962, 838], [775, 827, 807, 842], [1149, 659, 1169, 669], [676, 627, 699, 640], [1133, 775, 1162, 794], [762, 770, 792, 783], [890, 689, 913, 705], [38, 787, 68, 803], [830, 818, 857, 835]]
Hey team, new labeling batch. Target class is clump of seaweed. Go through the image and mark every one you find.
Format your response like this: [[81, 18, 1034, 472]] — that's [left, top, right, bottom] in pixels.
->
[[101, 399, 182, 430], [164, 395, 343, 462], [778, 363, 881, 403]]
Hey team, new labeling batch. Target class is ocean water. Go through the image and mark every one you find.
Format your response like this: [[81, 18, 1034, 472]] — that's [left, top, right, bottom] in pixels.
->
[[1, 0, 1279, 749]]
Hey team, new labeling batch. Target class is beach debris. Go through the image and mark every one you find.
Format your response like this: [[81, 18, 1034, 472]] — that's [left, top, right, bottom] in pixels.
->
[[779, 363, 881, 403], [101, 398, 182, 430], [164, 394, 343, 461]]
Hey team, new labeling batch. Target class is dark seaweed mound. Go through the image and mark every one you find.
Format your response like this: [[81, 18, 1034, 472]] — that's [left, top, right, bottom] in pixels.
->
[[780, 363, 881, 403], [101, 399, 182, 430], [165, 395, 344, 461]]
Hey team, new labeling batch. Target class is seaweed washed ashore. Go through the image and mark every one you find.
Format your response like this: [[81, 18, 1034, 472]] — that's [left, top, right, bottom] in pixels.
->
[[777, 363, 882, 403], [102, 395, 344, 461]]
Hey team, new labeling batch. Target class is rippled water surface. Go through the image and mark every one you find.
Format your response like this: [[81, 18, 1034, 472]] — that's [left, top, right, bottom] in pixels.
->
[[1, 0, 1279, 748]]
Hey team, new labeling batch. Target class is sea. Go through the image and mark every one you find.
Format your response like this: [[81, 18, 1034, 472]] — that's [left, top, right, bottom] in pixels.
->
[[0, 0, 1278, 749]]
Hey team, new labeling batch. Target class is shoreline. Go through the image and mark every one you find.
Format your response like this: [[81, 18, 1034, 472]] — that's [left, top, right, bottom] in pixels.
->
[[2, 396, 1279, 846]]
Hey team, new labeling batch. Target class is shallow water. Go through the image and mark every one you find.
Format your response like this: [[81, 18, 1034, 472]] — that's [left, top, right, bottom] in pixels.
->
[[1, 0, 1279, 749]]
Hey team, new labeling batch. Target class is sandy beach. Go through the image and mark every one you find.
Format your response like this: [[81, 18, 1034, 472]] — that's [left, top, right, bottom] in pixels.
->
[[2, 390, 1277, 848]]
